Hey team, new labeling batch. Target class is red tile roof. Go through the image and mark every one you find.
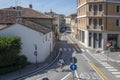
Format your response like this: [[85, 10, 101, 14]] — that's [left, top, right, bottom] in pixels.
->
[[3, 6, 52, 19], [0, 6, 52, 24], [0, 20, 51, 34], [22, 20, 51, 34]]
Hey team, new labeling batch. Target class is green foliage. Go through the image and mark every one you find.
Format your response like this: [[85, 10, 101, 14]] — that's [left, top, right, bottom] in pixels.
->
[[0, 36, 27, 74]]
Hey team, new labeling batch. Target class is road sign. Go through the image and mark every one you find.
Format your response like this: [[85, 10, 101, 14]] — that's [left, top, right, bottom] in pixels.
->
[[70, 64, 77, 71], [70, 57, 77, 63], [42, 77, 49, 80]]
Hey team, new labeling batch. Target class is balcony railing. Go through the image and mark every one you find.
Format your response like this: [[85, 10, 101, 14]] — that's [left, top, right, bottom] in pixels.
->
[[87, 25, 103, 31], [86, 11, 104, 16]]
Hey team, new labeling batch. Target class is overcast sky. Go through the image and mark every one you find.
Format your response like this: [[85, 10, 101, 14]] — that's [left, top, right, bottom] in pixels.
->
[[0, 0, 77, 16]]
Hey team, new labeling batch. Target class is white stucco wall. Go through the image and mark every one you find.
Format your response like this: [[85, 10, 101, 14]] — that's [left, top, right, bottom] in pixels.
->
[[0, 24, 53, 63]]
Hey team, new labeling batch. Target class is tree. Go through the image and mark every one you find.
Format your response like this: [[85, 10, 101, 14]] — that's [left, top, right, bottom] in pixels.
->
[[0, 36, 27, 74]]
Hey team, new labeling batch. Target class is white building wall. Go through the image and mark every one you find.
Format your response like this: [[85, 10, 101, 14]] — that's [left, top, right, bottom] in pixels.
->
[[0, 24, 53, 63], [85, 30, 89, 47]]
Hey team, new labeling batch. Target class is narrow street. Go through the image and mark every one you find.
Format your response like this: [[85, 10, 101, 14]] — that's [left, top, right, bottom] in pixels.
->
[[24, 32, 105, 80]]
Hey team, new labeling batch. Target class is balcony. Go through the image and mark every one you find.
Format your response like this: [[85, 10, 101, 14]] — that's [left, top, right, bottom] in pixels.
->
[[86, 0, 105, 2], [86, 11, 104, 17], [87, 25, 104, 31]]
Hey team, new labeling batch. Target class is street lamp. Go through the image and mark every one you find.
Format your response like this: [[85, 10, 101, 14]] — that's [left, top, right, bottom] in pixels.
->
[[34, 44, 38, 68]]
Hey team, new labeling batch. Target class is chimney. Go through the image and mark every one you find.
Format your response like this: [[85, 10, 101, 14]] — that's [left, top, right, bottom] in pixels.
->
[[29, 4, 32, 8]]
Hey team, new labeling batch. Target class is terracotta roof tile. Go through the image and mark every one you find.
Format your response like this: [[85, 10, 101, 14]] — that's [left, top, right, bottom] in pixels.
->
[[3, 6, 52, 19], [22, 20, 51, 34]]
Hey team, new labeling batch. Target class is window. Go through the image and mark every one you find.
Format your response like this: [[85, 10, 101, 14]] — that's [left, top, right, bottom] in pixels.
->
[[94, 19, 97, 25], [99, 19, 102, 25], [99, 4, 102, 11], [116, 5, 120, 12], [116, 19, 120, 27], [89, 5, 92, 11], [94, 5, 97, 11], [89, 19, 92, 25]]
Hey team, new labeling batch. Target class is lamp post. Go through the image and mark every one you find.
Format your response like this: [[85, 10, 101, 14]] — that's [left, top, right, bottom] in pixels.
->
[[34, 44, 38, 68]]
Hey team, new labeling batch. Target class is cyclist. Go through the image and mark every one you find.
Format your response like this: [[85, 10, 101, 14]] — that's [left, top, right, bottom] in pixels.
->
[[58, 58, 65, 71]]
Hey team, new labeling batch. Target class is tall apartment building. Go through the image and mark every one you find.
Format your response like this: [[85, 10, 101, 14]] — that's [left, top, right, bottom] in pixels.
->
[[77, 0, 120, 50]]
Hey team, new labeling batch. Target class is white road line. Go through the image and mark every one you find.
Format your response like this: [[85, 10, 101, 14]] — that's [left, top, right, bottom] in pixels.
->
[[61, 72, 71, 80], [75, 71, 80, 80], [68, 48, 71, 51], [59, 48, 62, 51], [102, 64, 111, 67], [116, 75, 120, 78], [72, 48, 76, 51], [76, 48, 80, 51], [81, 53, 104, 80], [82, 54, 90, 61], [64, 48, 67, 51], [107, 69, 118, 71], [81, 49, 85, 52], [111, 72, 120, 75], [105, 66, 114, 69]]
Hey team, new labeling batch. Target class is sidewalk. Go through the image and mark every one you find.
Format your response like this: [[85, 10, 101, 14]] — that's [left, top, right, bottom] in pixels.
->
[[0, 42, 60, 80], [69, 34, 120, 63]]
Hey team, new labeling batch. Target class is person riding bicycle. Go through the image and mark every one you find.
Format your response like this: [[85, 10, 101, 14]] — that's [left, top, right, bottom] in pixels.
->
[[58, 58, 65, 70]]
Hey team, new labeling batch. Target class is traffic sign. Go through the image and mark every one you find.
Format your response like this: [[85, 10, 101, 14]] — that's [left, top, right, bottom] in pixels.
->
[[70, 64, 77, 71], [70, 57, 77, 63]]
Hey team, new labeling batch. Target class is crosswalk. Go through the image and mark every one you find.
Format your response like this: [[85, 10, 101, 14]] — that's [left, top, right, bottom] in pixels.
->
[[79, 72, 102, 80], [86, 50, 120, 78], [59, 47, 81, 52]]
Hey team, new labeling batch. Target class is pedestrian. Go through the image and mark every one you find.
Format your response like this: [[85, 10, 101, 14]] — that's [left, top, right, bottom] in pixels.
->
[[58, 58, 65, 71]]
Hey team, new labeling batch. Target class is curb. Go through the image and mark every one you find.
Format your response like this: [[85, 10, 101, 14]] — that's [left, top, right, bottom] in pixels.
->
[[13, 50, 61, 80]]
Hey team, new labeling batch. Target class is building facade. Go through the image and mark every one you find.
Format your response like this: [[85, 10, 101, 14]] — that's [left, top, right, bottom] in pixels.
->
[[77, 0, 120, 50], [45, 11, 65, 32], [0, 6, 54, 63]]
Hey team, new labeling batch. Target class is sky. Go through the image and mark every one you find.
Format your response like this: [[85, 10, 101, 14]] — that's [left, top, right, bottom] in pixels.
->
[[0, 0, 77, 16]]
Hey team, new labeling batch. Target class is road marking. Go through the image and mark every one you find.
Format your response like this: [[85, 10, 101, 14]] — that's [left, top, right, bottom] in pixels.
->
[[61, 72, 71, 80], [82, 54, 90, 61], [116, 75, 120, 78], [72, 48, 76, 51], [64, 48, 67, 51], [112, 72, 120, 75], [90, 62, 108, 80], [76, 48, 80, 51], [75, 71, 80, 80], [68, 48, 71, 51], [81, 49, 85, 52], [107, 69, 117, 71], [67, 35, 107, 80], [102, 63, 111, 67], [105, 66, 114, 69], [59, 48, 62, 51]]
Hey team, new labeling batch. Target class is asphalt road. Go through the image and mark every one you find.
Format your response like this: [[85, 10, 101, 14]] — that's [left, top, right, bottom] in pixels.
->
[[24, 33, 101, 80]]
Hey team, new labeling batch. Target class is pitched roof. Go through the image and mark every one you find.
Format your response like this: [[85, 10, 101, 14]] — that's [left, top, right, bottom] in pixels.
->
[[0, 6, 53, 24], [0, 10, 18, 24], [0, 20, 51, 34], [22, 20, 51, 34], [3, 6, 52, 19]]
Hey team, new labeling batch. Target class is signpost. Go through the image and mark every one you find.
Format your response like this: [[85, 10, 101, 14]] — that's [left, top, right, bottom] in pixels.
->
[[70, 64, 77, 80], [34, 44, 38, 68], [70, 57, 77, 64]]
